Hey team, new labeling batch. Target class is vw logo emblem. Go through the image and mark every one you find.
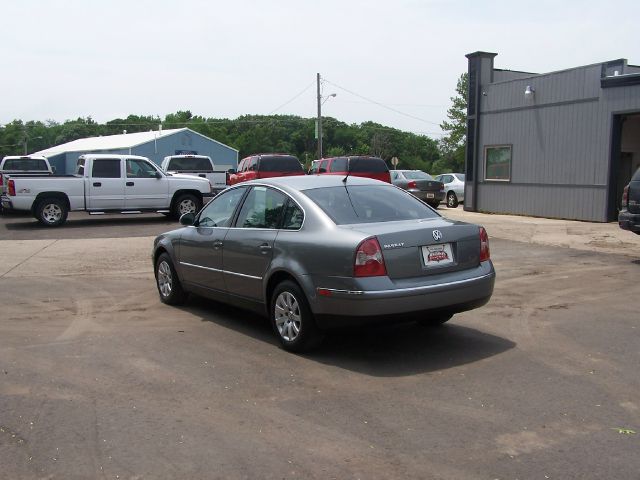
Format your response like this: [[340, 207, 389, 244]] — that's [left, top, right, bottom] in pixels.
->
[[432, 230, 443, 242]]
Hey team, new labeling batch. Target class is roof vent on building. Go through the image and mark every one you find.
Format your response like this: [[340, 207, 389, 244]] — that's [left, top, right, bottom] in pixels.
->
[[123, 130, 127, 134]]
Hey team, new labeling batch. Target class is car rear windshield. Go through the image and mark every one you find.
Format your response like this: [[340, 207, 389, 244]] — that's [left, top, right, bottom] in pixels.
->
[[168, 157, 212, 171], [348, 157, 388, 173], [403, 171, 433, 180], [2, 159, 48, 171], [259, 156, 303, 173], [454, 173, 466, 181], [304, 185, 439, 224]]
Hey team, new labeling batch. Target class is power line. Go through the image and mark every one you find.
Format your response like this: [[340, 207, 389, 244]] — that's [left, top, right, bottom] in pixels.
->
[[322, 78, 442, 126], [268, 81, 316, 114]]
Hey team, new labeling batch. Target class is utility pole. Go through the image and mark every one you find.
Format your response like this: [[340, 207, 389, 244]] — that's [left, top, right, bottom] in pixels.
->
[[316, 72, 322, 159]]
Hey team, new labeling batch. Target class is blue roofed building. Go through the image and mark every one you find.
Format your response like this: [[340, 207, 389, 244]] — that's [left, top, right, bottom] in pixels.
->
[[33, 128, 238, 175]]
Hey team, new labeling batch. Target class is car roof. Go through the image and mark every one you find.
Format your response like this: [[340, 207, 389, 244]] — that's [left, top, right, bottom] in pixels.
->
[[244, 174, 389, 191]]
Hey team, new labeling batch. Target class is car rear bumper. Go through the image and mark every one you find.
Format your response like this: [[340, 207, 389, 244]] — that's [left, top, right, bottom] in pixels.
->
[[311, 263, 495, 328], [410, 190, 445, 202], [618, 209, 640, 232]]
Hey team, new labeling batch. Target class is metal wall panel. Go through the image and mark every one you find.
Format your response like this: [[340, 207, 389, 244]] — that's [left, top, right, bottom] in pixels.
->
[[475, 59, 640, 222]]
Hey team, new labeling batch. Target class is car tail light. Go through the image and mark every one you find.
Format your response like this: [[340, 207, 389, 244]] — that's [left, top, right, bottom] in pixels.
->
[[354, 237, 387, 277], [8, 179, 16, 196], [479, 226, 490, 262], [407, 180, 417, 189], [439, 182, 445, 192], [622, 185, 629, 206]]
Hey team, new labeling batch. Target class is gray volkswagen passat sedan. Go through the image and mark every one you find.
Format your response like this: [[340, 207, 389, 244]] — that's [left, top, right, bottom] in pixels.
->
[[153, 176, 495, 352]]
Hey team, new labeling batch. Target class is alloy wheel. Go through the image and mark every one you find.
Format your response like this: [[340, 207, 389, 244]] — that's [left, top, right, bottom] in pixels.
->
[[274, 291, 301, 342], [157, 260, 173, 298]]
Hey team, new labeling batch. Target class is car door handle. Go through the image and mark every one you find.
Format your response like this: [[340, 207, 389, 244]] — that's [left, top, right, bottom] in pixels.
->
[[126, 181, 134, 186], [259, 243, 272, 254], [93, 182, 101, 187], [212, 240, 223, 249]]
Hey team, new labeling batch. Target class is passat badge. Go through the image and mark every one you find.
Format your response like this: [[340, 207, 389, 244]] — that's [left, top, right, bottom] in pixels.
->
[[432, 230, 443, 242]]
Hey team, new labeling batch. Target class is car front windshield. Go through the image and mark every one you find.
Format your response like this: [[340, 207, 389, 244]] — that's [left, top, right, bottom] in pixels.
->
[[303, 185, 439, 224]]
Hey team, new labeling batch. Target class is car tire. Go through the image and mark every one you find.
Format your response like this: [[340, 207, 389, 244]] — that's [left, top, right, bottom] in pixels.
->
[[172, 193, 202, 219], [155, 253, 188, 305], [270, 280, 324, 353], [417, 313, 454, 327], [446, 191, 459, 208], [35, 197, 68, 227]]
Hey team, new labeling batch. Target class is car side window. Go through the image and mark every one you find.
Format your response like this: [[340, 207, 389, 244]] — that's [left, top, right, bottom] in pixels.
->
[[235, 186, 286, 229], [282, 201, 304, 230], [198, 187, 247, 228], [249, 157, 258, 171], [127, 159, 157, 178], [329, 158, 347, 172], [91, 159, 121, 178], [318, 160, 328, 173]]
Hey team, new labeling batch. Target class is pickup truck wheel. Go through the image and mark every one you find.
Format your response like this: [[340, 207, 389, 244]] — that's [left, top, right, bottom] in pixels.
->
[[35, 197, 68, 227], [172, 194, 202, 218], [155, 253, 188, 305]]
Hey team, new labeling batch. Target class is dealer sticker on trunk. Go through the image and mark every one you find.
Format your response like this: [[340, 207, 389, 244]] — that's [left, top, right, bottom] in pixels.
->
[[421, 243, 454, 267]]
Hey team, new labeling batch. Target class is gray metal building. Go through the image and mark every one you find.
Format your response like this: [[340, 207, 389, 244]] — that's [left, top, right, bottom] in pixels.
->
[[464, 52, 640, 222], [34, 128, 238, 175]]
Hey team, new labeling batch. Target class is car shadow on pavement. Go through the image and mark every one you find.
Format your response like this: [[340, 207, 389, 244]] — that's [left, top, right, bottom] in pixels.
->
[[311, 322, 515, 377], [185, 296, 515, 377]]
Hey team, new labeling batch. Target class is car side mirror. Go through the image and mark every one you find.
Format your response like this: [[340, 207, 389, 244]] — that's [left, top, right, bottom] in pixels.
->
[[179, 212, 195, 226], [155, 171, 162, 179]]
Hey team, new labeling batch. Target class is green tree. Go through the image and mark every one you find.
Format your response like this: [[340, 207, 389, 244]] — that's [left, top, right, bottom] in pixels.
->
[[437, 72, 468, 174]]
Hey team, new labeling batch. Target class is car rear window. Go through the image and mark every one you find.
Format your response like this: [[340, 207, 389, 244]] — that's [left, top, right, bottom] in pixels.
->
[[258, 156, 303, 173], [304, 185, 439, 224], [168, 157, 212, 171], [348, 157, 389, 173], [455, 174, 466, 181], [2, 159, 48, 171], [403, 171, 433, 180]]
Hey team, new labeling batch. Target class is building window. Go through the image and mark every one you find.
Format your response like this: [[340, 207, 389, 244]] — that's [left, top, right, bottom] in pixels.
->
[[484, 145, 511, 181]]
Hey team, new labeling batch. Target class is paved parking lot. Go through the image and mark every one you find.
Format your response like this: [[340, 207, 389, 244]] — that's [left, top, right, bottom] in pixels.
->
[[1, 209, 639, 479]]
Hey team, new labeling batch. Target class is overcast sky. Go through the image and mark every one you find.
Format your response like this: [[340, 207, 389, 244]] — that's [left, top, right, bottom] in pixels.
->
[[2, 0, 639, 138]]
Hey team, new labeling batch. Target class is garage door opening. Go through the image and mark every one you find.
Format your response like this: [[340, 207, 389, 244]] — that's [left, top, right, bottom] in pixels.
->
[[608, 113, 640, 221]]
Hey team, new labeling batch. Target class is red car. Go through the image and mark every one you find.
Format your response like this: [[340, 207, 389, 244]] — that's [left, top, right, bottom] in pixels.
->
[[308, 156, 391, 183], [228, 154, 305, 185]]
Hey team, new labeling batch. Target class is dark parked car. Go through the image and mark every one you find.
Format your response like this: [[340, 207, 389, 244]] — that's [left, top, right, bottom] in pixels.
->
[[309, 156, 391, 183], [619, 167, 640, 234], [153, 176, 495, 352], [228, 153, 304, 185], [391, 170, 445, 208]]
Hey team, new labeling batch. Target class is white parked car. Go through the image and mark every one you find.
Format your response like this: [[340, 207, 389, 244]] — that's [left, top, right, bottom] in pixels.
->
[[434, 173, 465, 208]]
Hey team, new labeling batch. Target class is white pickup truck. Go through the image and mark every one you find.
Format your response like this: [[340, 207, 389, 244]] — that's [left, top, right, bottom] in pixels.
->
[[161, 154, 228, 195], [1, 154, 212, 227]]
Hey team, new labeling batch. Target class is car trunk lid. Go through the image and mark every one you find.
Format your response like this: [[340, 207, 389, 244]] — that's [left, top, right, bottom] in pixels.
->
[[344, 218, 482, 279]]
